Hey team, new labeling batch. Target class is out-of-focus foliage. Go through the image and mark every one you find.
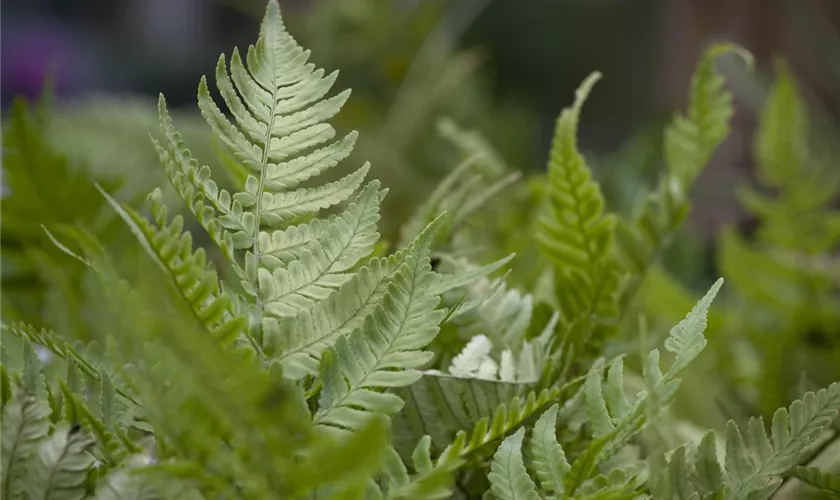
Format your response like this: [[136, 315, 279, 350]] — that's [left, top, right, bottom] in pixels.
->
[[634, 63, 840, 432]]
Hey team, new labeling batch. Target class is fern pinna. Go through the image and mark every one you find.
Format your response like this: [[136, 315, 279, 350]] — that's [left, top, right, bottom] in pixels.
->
[[1, 1, 839, 499]]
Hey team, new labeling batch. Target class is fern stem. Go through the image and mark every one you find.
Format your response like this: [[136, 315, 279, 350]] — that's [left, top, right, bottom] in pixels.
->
[[251, 64, 280, 336]]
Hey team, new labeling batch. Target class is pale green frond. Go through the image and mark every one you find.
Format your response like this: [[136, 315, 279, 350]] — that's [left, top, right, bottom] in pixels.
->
[[26, 426, 96, 500], [787, 466, 840, 497], [266, 250, 409, 378], [251, 178, 382, 317], [257, 164, 369, 225], [265, 217, 436, 378], [1, 390, 51, 500], [656, 382, 840, 499], [530, 404, 570, 496], [617, 44, 749, 314], [488, 427, 541, 500], [738, 61, 840, 253], [533, 74, 622, 342], [566, 281, 722, 492], [21, 336, 48, 403], [692, 431, 724, 497], [257, 180, 385, 270], [663, 278, 723, 378], [313, 218, 445, 434], [196, 1, 351, 176], [726, 382, 840, 497]]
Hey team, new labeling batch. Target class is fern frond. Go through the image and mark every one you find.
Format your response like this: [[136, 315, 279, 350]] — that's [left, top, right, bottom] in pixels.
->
[[1, 390, 51, 499], [313, 217, 445, 435], [267, 217, 435, 379], [563, 279, 722, 493], [788, 466, 840, 497], [257, 180, 384, 270], [26, 425, 96, 500], [488, 427, 541, 500], [664, 43, 752, 184], [193, 0, 370, 311], [657, 383, 840, 500], [738, 60, 840, 253], [97, 187, 247, 348], [434, 388, 560, 468], [753, 61, 808, 190], [252, 175, 381, 317], [536, 72, 620, 337], [530, 404, 570, 496], [726, 382, 840, 497]]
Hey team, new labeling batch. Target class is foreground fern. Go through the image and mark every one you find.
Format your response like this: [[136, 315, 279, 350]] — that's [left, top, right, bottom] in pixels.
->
[[2, 2, 838, 499]]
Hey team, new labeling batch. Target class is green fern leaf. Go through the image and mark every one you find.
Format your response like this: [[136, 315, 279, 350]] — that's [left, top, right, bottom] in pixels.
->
[[566, 280, 722, 492], [257, 180, 384, 270], [268, 214, 436, 378], [313, 218, 445, 434], [1, 390, 51, 499], [26, 426, 96, 500], [488, 427, 541, 500], [537, 72, 614, 269], [434, 388, 560, 471], [530, 403, 570, 495], [1, 323, 138, 412], [664, 43, 752, 184], [97, 187, 247, 348]]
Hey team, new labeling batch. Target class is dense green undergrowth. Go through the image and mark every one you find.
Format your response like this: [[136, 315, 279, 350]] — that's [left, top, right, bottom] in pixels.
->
[[1, 1, 839, 499]]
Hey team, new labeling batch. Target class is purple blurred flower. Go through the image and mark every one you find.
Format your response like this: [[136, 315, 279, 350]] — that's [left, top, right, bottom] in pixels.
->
[[2, 20, 91, 100]]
